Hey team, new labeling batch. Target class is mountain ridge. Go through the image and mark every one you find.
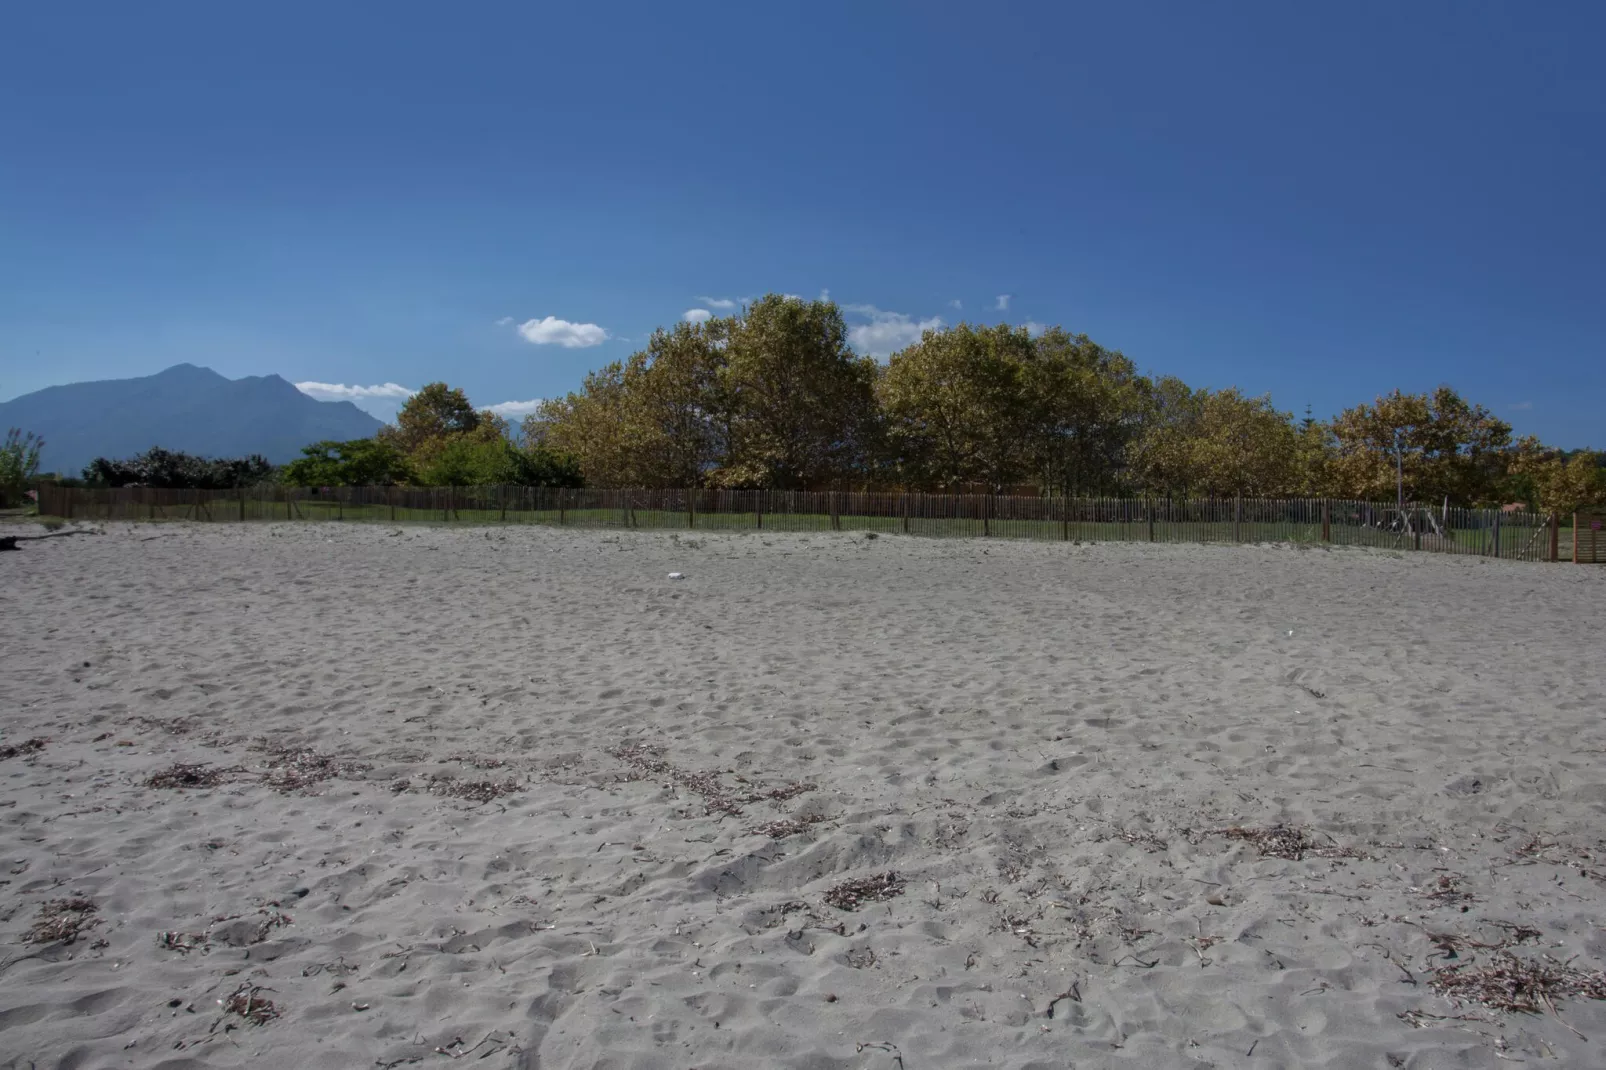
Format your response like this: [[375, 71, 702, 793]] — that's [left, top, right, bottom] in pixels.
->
[[0, 364, 385, 475]]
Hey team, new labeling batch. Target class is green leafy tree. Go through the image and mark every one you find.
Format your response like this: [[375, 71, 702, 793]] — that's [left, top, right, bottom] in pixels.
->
[[877, 323, 1038, 489], [1125, 377, 1201, 495], [1129, 386, 1304, 497], [716, 295, 879, 489], [0, 429, 44, 506], [380, 383, 481, 455], [540, 365, 636, 487], [1330, 387, 1512, 504], [1026, 329, 1150, 495], [280, 438, 413, 487], [83, 448, 274, 489], [1506, 437, 1606, 514]]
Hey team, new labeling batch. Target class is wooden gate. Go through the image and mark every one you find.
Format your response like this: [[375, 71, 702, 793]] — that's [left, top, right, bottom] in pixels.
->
[[1576, 510, 1606, 564]]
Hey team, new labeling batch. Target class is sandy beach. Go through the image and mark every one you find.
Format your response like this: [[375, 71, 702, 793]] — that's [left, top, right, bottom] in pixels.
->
[[2, 522, 1604, 1070]]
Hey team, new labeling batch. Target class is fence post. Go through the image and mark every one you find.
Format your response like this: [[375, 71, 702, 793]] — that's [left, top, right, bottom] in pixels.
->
[[1147, 500, 1155, 542], [1233, 496, 1242, 543], [285, 487, 292, 521], [687, 490, 696, 530], [500, 485, 508, 523], [1321, 499, 1331, 543], [559, 490, 566, 526], [903, 493, 910, 535], [1491, 509, 1500, 558], [1575, 512, 1581, 564], [755, 491, 763, 530], [1548, 512, 1559, 561]]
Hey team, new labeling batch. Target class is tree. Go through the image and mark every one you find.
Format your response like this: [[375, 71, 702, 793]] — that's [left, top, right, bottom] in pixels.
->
[[1127, 385, 1302, 497], [409, 433, 584, 487], [618, 324, 727, 487], [540, 365, 637, 487], [1507, 437, 1606, 514], [716, 295, 879, 489], [878, 323, 1038, 489], [381, 383, 481, 455], [279, 438, 413, 487], [0, 429, 43, 506], [1125, 377, 1203, 495], [1329, 387, 1512, 504], [1026, 329, 1150, 495], [83, 448, 274, 489]]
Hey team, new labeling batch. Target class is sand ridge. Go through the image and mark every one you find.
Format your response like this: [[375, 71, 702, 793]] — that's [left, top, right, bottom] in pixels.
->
[[1, 522, 1604, 1069]]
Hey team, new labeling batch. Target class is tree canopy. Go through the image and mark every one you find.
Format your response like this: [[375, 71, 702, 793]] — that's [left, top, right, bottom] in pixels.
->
[[527, 294, 1586, 506]]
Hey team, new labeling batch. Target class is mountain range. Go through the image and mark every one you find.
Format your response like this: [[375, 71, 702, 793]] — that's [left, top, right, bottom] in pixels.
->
[[0, 364, 384, 476]]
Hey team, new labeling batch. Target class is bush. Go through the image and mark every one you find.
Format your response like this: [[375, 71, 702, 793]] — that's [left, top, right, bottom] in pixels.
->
[[279, 438, 413, 487], [0, 429, 44, 507], [83, 448, 275, 489]]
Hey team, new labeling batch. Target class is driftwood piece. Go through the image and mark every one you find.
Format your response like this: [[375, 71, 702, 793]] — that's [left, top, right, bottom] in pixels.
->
[[1, 529, 99, 550]]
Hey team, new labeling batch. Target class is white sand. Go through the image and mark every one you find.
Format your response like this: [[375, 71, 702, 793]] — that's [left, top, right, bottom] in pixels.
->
[[2, 522, 1604, 1069]]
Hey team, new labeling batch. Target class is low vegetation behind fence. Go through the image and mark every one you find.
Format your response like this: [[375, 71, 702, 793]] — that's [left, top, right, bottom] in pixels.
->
[[37, 485, 1581, 562]]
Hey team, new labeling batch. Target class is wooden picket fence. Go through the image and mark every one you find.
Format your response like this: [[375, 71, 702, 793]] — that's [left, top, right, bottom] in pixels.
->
[[37, 484, 1583, 563]]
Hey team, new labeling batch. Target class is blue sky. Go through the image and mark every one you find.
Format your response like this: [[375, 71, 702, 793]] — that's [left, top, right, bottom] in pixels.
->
[[2, 1, 1602, 445]]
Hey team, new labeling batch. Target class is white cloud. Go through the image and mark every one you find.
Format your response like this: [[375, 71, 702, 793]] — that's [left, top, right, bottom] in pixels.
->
[[1023, 321, 1047, 337], [494, 316, 514, 327], [949, 299, 962, 310], [515, 316, 610, 348], [844, 304, 944, 357], [819, 288, 831, 301], [696, 296, 738, 310], [295, 381, 416, 401], [487, 398, 547, 418], [994, 294, 1011, 311], [683, 308, 713, 324]]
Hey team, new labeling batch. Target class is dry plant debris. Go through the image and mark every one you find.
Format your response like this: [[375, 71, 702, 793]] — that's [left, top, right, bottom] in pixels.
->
[[160, 908, 292, 953], [747, 815, 826, 839], [1419, 922, 1542, 960], [1429, 952, 1606, 1014], [0, 737, 47, 760], [259, 746, 369, 793], [612, 742, 812, 818], [28, 898, 100, 944], [130, 715, 199, 735], [824, 872, 907, 911], [1512, 834, 1603, 881], [218, 983, 279, 1025], [426, 774, 522, 803], [1421, 873, 1476, 906], [1115, 828, 1167, 853], [1216, 824, 1368, 861], [158, 930, 208, 953], [145, 762, 245, 789], [444, 752, 511, 770]]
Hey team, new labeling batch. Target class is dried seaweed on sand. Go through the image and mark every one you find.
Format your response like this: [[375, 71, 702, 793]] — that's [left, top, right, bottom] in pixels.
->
[[28, 898, 100, 944], [259, 746, 369, 793], [1216, 824, 1368, 861], [0, 737, 47, 760], [145, 762, 244, 789], [426, 774, 522, 803], [217, 983, 279, 1026], [824, 872, 907, 911], [1430, 951, 1606, 1015]]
